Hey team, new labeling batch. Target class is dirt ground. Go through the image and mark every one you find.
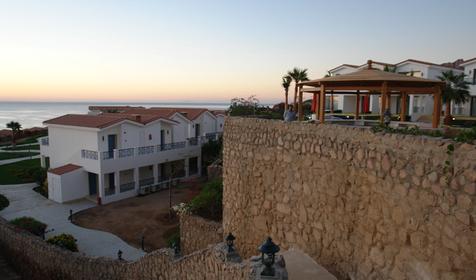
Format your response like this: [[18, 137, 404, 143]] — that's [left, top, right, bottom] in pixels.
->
[[73, 181, 202, 252]]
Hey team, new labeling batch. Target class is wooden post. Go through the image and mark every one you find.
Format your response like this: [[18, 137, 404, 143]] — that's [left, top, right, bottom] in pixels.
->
[[298, 85, 303, 121], [319, 84, 326, 123], [433, 86, 442, 128], [386, 92, 392, 113], [316, 92, 320, 118], [400, 92, 407, 121], [355, 91, 360, 120], [380, 82, 388, 124], [330, 91, 334, 113]]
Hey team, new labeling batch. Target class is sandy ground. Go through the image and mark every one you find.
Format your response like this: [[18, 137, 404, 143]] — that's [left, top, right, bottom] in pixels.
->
[[73, 182, 201, 251]]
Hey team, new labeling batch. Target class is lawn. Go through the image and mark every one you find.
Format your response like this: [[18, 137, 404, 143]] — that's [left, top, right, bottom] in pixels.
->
[[0, 152, 39, 160], [0, 159, 40, 184], [3, 144, 40, 151]]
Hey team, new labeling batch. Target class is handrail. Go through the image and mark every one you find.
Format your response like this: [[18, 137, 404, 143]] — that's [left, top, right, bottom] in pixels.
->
[[158, 141, 186, 151], [102, 150, 114, 160], [81, 149, 98, 160], [138, 145, 155, 155], [118, 148, 134, 158]]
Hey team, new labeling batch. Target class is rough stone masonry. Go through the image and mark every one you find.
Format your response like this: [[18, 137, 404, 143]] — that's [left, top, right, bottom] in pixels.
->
[[223, 118, 476, 280]]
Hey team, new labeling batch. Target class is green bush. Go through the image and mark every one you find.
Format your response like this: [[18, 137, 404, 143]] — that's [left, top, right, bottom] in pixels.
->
[[164, 226, 180, 248], [0, 194, 9, 211], [454, 127, 476, 143], [10, 216, 47, 236], [47, 233, 78, 252], [188, 179, 223, 221], [201, 137, 223, 172]]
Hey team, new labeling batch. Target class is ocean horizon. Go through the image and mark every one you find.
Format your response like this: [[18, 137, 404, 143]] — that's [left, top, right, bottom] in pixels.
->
[[0, 101, 238, 129]]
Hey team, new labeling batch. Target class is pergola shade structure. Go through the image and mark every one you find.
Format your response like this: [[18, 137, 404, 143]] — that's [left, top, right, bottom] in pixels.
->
[[297, 61, 446, 128]]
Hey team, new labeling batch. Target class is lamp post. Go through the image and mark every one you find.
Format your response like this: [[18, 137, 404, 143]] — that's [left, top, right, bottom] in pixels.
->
[[117, 250, 123, 260], [384, 108, 392, 127], [258, 237, 280, 277], [225, 233, 235, 253]]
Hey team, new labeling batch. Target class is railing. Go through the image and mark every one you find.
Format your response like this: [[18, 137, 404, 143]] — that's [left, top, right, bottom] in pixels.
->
[[138, 145, 155, 155], [102, 150, 114, 160], [81, 149, 98, 160], [118, 148, 134, 158], [189, 137, 199, 146], [40, 137, 49, 146], [105, 187, 115, 196], [206, 132, 218, 141], [159, 141, 186, 151], [139, 177, 154, 187], [120, 182, 135, 193]]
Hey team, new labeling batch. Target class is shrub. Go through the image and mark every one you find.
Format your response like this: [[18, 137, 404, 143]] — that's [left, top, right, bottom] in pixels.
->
[[47, 234, 78, 252], [188, 179, 223, 221], [10, 216, 47, 236], [33, 178, 48, 198], [0, 194, 9, 211], [454, 127, 476, 144], [163, 226, 180, 248]]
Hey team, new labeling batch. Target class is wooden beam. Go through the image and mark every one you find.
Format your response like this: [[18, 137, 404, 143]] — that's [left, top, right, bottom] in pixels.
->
[[298, 85, 303, 121], [400, 92, 407, 121], [330, 91, 334, 113], [380, 82, 388, 124], [432, 86, 442, 128], [319, 85, 325, 123], [355, 91, 360, 120], [315, 92, 320, 117], [386, 90, 391, 113]]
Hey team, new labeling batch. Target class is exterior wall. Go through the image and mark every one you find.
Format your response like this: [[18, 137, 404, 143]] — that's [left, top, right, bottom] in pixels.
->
[[47, 173, 62, 202], [223, 118, 476, 280], [179, 213, 223, 255], [0, 217, 250, 280], [46, 125, 99, 170], [47, 169, 88, 203], [171, 114, 190, 142], [216, 115, 225, 132], [193, 112, 217, 136]]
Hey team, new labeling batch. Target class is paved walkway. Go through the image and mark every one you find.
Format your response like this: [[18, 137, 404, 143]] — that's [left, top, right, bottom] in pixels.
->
[[282, 249, 337, 280], [0, 184, 145, 261], [0, 155, 41, 166], [0, 149, 40, 153]]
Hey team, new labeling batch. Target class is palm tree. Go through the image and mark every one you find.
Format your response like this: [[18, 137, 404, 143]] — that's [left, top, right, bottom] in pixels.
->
[[287, 68, 309, 109], [282, 75, 292, 111], [438, 70, 470, 125], [6, 121, 22, 147]]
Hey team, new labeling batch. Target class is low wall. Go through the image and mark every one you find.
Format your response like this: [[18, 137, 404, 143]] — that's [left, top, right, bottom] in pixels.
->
[[180, 212, 223, 255], [223, 118, 476, 280], [0, 217, 249, 280]]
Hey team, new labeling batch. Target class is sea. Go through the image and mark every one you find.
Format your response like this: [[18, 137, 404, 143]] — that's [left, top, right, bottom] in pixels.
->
[[0, 101, 231, 129]]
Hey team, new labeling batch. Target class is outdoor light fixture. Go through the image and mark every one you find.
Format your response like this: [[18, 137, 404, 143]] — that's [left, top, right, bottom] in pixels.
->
[[225, 232, 236, 253], [384, 109, 392, 127], [117, 250, 123, 260], [258, 237, 280, 277]]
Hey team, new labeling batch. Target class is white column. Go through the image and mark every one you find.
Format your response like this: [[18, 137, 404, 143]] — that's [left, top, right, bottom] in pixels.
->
[[98, 173, 104, 203], [134, 168, 139, 191], [153, 164, 159, 184], [40, 156, 46, 168], [114, 171, 120, 194], [185, 158, 190, 177]]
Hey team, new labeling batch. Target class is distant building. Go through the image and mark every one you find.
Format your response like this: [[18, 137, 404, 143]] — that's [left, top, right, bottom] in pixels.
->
[[39, 107, 224, 205], [327, 58, 476, 120]]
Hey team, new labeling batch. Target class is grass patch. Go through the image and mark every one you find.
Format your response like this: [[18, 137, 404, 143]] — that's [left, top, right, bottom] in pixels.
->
[[10, 216, 47, 236], [187, 179, 223, 221], [0, 159, 41, 184], [3, 144, 40, 151], [0, 194, 9, 211], [0, 152, 39, 160]]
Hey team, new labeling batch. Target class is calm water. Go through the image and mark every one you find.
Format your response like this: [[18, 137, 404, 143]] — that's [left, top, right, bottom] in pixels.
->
[[0, 101, 230, 129]]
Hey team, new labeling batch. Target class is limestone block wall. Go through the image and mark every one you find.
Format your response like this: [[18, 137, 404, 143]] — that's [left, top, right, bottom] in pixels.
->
[[223, 118, 476, 280], [0, 217, 249, 280], [180, 212, 223, 255]]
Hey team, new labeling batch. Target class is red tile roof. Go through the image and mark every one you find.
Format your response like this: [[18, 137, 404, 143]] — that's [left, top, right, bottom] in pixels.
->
[[48, 164, 82, 175]]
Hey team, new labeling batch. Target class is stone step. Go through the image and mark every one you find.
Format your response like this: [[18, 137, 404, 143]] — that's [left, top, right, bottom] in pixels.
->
[[0, 252, 21, 280]]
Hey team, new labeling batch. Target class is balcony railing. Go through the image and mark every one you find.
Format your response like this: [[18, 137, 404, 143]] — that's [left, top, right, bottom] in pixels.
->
[[81, 149, 98, 160], [119, 148, 134, 158], [103, 150, 114, 160], [138, 145, 155, 155], [139, 177, 155, 187], [40, 137, 49, 146], [159, 141, 186, 151], [105, 187, 115, 196], [189, 137, 199, 146], [120, 182, 135, 193]]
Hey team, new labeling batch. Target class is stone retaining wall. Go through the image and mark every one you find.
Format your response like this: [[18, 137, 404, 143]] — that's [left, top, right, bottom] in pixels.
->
[[0, 217, 249, 280], [180, 212, 223, 255], [223, 118, 476, 280]]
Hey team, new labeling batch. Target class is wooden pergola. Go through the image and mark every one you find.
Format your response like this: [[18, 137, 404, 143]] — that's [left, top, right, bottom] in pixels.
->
[[297, 61, 446, 128]]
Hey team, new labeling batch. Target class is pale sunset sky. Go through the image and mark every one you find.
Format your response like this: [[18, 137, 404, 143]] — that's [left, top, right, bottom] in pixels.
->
[[0, 0, 475, 103]]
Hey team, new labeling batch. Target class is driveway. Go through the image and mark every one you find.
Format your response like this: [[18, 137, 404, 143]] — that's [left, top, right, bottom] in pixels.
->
[[0, 183, 145, 261]]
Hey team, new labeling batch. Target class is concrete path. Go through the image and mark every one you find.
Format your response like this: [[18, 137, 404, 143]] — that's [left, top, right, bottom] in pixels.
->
[[0, 149, 40, 153], [282, 248, 337, 280], [0, 155, 41, 166], [0, 184, 145, 261]]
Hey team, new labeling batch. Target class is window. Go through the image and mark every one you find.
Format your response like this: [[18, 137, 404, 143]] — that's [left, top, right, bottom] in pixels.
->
[[412, 96, 425, 113], [148, 134, 152, 140], [473, 69, 476, 85]]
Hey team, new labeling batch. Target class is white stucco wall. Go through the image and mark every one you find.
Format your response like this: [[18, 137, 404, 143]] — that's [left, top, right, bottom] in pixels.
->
[[47, 168, 88, 203], [215, 115, 225, 132], [171, 114, 190, 142]]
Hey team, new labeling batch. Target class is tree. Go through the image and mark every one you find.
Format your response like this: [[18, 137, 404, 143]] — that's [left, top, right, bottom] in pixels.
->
[[383, 65, 396, 72], [228, 95, 260, 116], [438, 71, 470, 125], [281, 76, 292, 111], [6, 121, 22, 147], [287, 68, 309, 109]]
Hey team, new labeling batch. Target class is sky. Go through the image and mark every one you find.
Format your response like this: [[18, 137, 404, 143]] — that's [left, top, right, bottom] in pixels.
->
[[0, 0, 475, 104]]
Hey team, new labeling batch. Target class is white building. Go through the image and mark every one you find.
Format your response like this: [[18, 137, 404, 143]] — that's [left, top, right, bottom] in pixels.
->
[[327, 58, 476, 120], [39, 107, 224, 205]]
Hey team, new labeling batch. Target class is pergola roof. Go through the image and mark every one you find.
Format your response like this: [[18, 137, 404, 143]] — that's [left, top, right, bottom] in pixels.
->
[[299, 68, 445, 88]]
